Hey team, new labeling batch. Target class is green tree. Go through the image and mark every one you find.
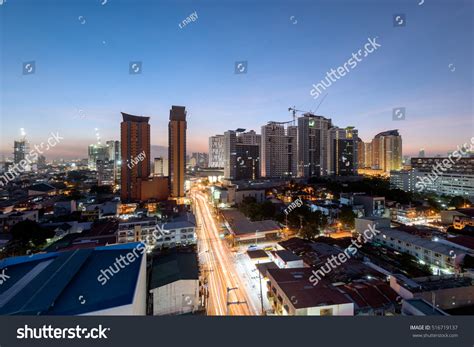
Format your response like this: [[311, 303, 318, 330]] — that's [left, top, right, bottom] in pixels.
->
[[299, 222, 321, 240], [339, 206, 356, 229], [449, 196, 471, 209], [10, 220, 55, 251]]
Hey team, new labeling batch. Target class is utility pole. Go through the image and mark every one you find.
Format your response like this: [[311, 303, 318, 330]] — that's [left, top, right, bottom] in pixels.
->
[[226, 287, 246, 316], [257, 261, 264, 315]]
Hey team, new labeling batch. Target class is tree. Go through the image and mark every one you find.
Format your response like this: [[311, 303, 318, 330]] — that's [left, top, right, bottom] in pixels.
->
[[90, 185, 113, 195], [299, 222, 321, 240], [449, 196, 471, 209], [338, 206, 356, 229], [10, 220, 55, 251]]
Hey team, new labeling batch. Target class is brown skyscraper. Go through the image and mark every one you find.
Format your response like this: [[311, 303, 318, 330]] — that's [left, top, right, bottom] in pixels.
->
[[120, 112, 151, 201], [168, 106, 187, 198]]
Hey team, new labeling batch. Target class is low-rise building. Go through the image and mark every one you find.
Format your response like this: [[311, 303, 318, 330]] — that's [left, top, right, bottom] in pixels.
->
[[117, 217, 157, 245], [267, 268, 354, 316], [154, 213, 197, 249], [391, 274, 474, 311], [0, 243, 147, 315], [149, 249, 200, 315], [373, 227, 473, 273], [220, 209, 281, 245], [269, 250, 305, 268], [0, 210, 39, 232], [353, 195, 386, 217]]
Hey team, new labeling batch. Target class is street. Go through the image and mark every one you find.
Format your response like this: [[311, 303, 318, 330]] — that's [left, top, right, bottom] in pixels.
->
[[191, 188, 264, 316]]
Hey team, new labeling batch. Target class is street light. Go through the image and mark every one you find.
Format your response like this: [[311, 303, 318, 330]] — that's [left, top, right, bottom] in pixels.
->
[[226, 287, 246, 316]]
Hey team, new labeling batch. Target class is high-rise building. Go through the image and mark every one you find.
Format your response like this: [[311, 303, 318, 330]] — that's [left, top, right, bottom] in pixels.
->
[[37, 155, 47, 170], [189, 152, 208, 168], [106, 140, 121, 184], [97, 159, 115, 186], [419, 148, 425, 158], [13, 140, 28, 165], [106, 140, 121, 162], [261, 122, 297, 178], [168, 106, 187, 198], [370, 130, 402, 172], [223, 129, 260, 180], [120, 112, 151, 201], [154, 157, 169, 177], [297, 114, 332, 177], [208, 135, 225, 168], [357, 138, 366, 169], [87, 144, 108, 170], [328, 126, 358, 176]]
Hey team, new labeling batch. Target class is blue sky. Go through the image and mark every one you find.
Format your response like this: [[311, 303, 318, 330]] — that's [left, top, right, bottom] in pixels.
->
[[0, 0, 473, 159]]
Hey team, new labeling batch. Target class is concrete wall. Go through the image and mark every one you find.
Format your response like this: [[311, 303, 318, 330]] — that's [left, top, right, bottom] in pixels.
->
[[151, 279, 200, 316]]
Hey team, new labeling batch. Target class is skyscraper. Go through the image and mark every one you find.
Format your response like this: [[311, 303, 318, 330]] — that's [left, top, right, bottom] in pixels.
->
[[88, 144, 108, 170], [223, 129, 260, 180], [168, 106, 187, 198], [328, 126, 358, 176], [208, 135, 225, 168], [120, 112, 151, 201], [154, 157, 168, 177], [13, 140, 28, 165], [297, 114, 332, 177], [370, 130, 403, 172], [106, 140, 121, 184], [261, 122, 297, 178]]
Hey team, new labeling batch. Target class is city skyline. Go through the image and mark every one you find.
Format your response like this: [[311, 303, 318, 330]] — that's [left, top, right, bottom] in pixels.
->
[[1, 0, 473, 159]]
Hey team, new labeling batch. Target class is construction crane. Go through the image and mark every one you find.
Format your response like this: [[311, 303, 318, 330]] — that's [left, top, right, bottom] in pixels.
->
[[288, 93, 329, 125], [288, 106, 310, 125]]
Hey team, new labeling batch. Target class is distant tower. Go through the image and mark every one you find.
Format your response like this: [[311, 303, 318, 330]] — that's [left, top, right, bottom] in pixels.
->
[[168, 106, 187, 198], [419, 148, 425, 158], [13, 128, 28, 165]]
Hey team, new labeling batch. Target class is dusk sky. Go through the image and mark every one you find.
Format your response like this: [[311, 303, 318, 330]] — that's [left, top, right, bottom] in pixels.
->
[[1, 0, 473, 160]]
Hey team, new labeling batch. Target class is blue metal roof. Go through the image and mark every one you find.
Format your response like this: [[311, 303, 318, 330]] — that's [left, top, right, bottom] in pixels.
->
[[0, 243, 144, 315]]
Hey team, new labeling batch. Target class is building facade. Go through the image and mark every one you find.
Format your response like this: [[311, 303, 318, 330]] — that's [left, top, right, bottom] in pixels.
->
[[120, 113, 151, 201], [297, 114, 332, 177], [208, 135, 225, 168], [223, 129, 261, 180], [168, 106, 187, 198], [328, 126, 358, 176], [261, 122, 297, 178]]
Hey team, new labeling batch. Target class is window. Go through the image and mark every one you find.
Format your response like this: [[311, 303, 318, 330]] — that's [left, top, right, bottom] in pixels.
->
[[320, 308, 333, 316]]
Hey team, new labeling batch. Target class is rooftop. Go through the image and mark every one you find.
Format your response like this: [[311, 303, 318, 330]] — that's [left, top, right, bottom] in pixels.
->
[[149, 248, 199, 289], [272, 250, 301, 263], [221, 209, 281, 235], [0, 243, 144, 315], [247, 250, 269, 259], [378, 227, 472, 257], [121, 112, 150, 123]]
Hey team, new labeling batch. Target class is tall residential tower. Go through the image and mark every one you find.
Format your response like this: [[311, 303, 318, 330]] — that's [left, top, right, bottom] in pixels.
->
[[168, 106, 187, 198]]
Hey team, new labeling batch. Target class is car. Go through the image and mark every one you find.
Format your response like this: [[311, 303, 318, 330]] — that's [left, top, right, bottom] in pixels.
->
[[247, 244, 259, 251]]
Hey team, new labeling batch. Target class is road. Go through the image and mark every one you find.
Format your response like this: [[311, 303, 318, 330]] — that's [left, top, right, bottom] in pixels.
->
[[191, 189, 261, 316]]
